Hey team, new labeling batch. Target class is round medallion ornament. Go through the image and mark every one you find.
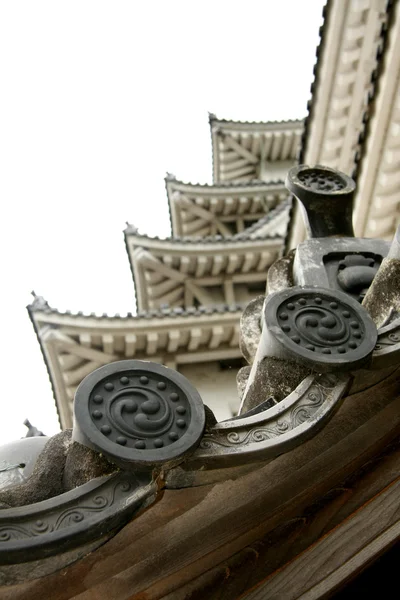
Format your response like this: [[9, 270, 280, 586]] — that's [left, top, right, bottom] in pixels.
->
[[73, 361, 205, 468], [264, 287, 377, 371]]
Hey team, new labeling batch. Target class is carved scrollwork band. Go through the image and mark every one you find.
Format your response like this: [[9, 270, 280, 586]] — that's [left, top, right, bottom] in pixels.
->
[[188, 373, 350, 467], [0, 471, 155, 568], [371, 318, 400, 370]]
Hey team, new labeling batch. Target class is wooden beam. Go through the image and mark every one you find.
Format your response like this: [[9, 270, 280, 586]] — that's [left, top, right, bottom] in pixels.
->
[[270, 131, 283, 161], [63, 360, 102, 386], [183, 217, 209, 236], [223, 165, 256, 181], [188, 328, 202, 352], [257, 251, 274, 272], [222, 197, 235, 216], [149, 285, 183, 308], [162, 255, 174, 269], [186, 280, 215, 306], [209, 325, 225, 349], [150, 278, 181, 300], [124, 334, 137, 357], [262, 132, 274, 158], [281, 131, 294, 160], [211, 255, 225, 277], [79, 333, 91, 347], [238, 196, 250, 215], [251, 133, 261, 156], [242, 479, 400, 600], [102, 334, 114, 355], [195, 256, 209, 278], [144, 270, 165, 285], [146, 332, 159, 355], [184, 284, 194, 308], [49, 330, 116, 363], [179, 199, 232, 237], [236, 218, 245, 233], [223, 279, 235, 305], [242, 252, 256, 273], [167, 330, 181, 353], [223, 135, 259, 164], [220, 160, 250, 175], [138, 253, 186, 282], [58, 354, 83, 370]]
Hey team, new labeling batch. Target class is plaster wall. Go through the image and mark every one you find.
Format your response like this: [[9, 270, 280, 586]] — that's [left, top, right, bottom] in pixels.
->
[[179, 361, 241, 421]]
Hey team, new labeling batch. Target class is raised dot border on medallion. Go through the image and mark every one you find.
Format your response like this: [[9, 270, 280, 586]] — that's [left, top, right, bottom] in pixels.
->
[[73, 360, 206, 469], [263, 286, 377, 372]]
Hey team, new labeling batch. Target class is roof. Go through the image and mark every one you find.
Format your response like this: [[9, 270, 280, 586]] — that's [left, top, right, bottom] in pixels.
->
[[303, 0, 388, 174], [352, 0, 400, 239], [165, 175, 288, 238], [286, 0, 392, 249], [124, 231, 282, 311], [28, 298, 245, 429], [209, 114, 304, 183], [234, 198, 290, 239]]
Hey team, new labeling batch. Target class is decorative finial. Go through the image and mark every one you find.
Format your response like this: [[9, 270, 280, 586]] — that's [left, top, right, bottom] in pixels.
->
[[24, 419, 45, 437], [125, 222, 139, 234], [29, 292, 50, 311]]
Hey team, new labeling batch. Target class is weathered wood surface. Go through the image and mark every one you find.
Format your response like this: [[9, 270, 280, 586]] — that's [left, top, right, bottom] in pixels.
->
[[241, 477, 400, 599], [161, 444, 400, 600], [1, 369, 399, 600]]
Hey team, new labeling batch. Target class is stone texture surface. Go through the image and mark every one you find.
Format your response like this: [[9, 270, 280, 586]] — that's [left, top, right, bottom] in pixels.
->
[[240, 357, 311, 413], [236, 366, 252, 401], [63, 442, 118, 491], [267, 250, 295, 294], [0, 431, 72, 509], [0, 431, 118, 508], [239, 296, 264, 365], [363, 258, 400, 328]]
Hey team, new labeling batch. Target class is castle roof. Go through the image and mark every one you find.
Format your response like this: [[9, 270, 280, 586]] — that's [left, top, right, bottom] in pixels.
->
[[353, 0, 400, 240], [165, 175, 288, 238], [287, 0, 398, 248], [124, 230, 282, 311], [27, 0, 400, 434], [209, 114, 303, 183], [28, 298, 245, 429]]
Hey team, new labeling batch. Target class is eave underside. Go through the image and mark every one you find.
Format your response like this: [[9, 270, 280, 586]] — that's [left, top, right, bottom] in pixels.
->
[[210, 118, 303, 183], [288, 0, 395, 249], [166, 178, 288, 238], [30, 308, 244, 429], [125, 235, 282, 311], [353, 0, 400, 240]]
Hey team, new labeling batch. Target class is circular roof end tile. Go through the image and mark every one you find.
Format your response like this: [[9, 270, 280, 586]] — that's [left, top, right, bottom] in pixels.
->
[[264, 286, 377, 372], [73, 361, 205, 469]]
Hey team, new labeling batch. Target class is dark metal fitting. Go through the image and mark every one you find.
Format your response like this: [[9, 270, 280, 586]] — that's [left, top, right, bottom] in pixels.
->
[[293, 238, 390, 303], [286, 164, 356, 238]]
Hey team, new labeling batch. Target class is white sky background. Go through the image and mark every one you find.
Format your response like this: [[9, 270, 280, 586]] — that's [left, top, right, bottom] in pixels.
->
[[0, 0, 325, 443]]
